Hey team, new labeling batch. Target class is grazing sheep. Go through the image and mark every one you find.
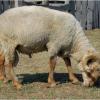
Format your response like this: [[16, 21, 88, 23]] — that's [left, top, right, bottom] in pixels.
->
[[0, 6, 99, 89]]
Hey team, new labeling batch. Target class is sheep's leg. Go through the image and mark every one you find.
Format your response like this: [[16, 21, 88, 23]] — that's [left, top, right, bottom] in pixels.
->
[[0, 54, 5, 81], [63, 57, 79, 84], [48, 56, 57, 87], [0, 65, 5, 81], [5, 63, 22, 89]]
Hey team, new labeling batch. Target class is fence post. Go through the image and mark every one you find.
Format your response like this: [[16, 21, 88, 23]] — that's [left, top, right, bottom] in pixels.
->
[[98, 1, 100, 28], [18, 0, 23, 6], [81, 0, 87, 29], [86, 0, 94, 29], [14, 0, 19, 7], [75, 1, 82, 25], [42, 0, 49, 6], [93, 1, 99, 29], [65, 0, 70, 4], [0, 1, 3, 14], [3, 0, 10, 11], [69, 0, 75, 15], [10, 0, 15, 8]]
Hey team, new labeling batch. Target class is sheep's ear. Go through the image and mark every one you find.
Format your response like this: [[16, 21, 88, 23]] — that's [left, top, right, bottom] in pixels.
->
[[71, 52, 82, 62], [88, 50, 100, 63]]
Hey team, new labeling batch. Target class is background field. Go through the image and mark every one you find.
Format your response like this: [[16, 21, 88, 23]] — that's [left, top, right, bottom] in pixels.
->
[[0, 29, 100, 99]]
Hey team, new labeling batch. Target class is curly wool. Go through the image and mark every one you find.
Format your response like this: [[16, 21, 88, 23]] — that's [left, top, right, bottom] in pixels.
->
[[0, 6, 95, 65]]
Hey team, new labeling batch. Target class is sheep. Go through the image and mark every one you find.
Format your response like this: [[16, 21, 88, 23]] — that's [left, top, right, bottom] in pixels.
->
[[0, 6, 99, 89]]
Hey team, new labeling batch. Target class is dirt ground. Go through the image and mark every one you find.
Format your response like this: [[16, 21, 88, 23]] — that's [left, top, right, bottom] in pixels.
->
[[0, 29, 100, 99]]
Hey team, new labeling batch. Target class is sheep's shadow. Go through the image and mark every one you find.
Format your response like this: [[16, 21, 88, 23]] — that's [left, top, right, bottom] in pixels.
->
[[18, 73, 81, 84], [18, 73, 100, 88]]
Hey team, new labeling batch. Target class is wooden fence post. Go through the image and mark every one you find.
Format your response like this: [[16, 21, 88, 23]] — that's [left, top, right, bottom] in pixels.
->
[[93, 1, 99, 29], [3, 0, 10, 11], [42, 0, 49, 6], [14, 0, 19, 7], [81, 0, 87, 29], [18, 0, 23, 6], [75, 1, 82, 25], [86, 0, 94, 29], [0, 1, 3, 14], [97, 1, 100, 28], [10, 0, 15, 8], [69, 0, 75, 15]]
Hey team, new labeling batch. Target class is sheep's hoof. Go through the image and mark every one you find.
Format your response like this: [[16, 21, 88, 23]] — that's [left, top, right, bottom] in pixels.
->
[[70, 78, 80, 85], [46, 82, 59, 88], [71, 80, 81, 85], [15, 83, 22, 90], [13, 81, 22, 90]]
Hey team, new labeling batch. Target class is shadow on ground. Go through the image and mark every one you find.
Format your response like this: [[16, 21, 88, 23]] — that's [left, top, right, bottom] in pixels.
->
[[18, 73, 82, 84], [18, 73, 100, 87]]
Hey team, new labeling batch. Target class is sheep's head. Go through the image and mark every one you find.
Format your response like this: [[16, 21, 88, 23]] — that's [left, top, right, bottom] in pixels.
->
[[79, 50, 100, 87]]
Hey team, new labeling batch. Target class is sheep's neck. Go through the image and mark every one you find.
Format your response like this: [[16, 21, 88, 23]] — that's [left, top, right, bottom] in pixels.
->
[[71, 30, 95, 56]]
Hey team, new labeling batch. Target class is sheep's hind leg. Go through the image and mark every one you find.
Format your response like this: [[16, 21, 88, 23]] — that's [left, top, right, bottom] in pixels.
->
[[63, 57, 79, 84], [0, 54, 5, 81], [5, 63, 22, 89], [47, 56, 58, 87]]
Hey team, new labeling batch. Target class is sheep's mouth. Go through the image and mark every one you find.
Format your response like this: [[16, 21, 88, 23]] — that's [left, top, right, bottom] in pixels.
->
[[86, 59, 100, 84]]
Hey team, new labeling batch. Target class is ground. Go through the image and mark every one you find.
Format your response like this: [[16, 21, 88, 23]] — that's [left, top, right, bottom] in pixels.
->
[[0, 29, 100, 99]]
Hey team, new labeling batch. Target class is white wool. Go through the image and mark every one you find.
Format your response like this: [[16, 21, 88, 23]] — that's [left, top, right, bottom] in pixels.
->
[[0, 6, 95, 64]]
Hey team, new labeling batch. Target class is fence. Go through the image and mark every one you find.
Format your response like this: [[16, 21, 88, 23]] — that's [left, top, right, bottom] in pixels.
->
[[0, 0, 100, 30]]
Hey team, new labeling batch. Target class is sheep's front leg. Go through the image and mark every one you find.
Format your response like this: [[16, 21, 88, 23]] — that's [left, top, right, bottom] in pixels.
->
[[0, 65, 5, 81], [63, 57, 79, 84], [0, 54, 5, 81], [48, 56, 57, 87], [5, 63, 22, 89]]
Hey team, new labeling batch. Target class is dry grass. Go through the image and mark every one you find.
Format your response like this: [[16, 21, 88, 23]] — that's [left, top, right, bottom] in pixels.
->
[[0, 29, 100, 99]]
